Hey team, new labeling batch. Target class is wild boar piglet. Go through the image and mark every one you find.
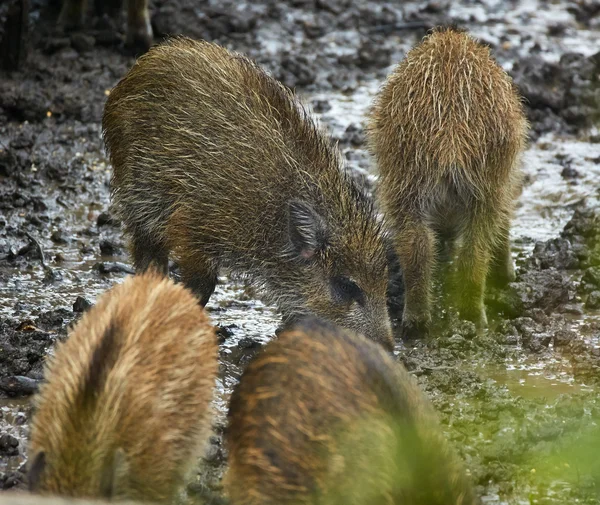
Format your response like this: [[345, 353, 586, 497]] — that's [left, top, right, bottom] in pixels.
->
[[104, 37, 394, 350], [225, 317, 475, 505], [369, 26, 528, 337], [28, 271, 218, 503]]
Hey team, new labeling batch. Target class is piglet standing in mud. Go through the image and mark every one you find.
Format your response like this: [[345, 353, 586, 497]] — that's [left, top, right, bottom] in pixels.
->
[[58, 0, 152, 50], [225, 318, 475, 505], [103, 37, 394, 351], [368, 27, 528, 338], [27, 271, 218, 503]]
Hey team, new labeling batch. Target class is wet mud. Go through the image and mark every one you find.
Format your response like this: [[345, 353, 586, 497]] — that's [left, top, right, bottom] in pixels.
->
[[0, 0, 599, 503]]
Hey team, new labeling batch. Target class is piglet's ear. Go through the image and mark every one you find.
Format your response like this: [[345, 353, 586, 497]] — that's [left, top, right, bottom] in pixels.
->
[[287, 200, 328, 260], [28, 451, 46, 491]]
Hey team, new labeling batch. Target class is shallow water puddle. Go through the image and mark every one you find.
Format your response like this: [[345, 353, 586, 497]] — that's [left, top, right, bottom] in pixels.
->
[[477, 357, 594, 400], [514, 135, 600, 247]]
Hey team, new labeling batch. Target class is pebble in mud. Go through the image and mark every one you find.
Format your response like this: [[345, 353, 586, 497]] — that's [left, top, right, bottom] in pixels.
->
[[0, 434, 19, 456], [72, 296, 91, 313], [0, 376, 40, 395], [585, 290, 600, 309], [98, 239, 123, 256], [93, 261, 135, 274], [311, 99, 331, 113], [96, 211, 119, 228], [339, 123, 366, 147], [279, 53, 317, 88], [582, 266, 600, 290], [529, 238, 580, 270]]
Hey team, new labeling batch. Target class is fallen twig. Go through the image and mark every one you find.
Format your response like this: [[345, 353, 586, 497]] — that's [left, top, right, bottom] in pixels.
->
[[24, 231, 51, 271]]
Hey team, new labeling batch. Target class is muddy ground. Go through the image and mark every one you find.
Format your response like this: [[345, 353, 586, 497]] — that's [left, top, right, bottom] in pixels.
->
[[0, 0, 600, 503]]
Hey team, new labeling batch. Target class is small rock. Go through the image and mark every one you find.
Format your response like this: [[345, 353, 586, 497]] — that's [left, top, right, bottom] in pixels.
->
[[302, 19, 327, 39], [97, 211, 116, 227], [560, 166, 580, 179], [586, 291, 600, 309], [70, 32, 95, 52], [341, 123, 365, 147], [0, 376, 39, 395], [216, 324, 236, 342], [547, 23, 567, 36], [80, 244, 95, 254], [503, 333, 519, 346], [37, 308, 71, 329], [94, 261, 135, 274], [280, 53, 316, 87], [315, 0, 348, 15], [59, 47, 79, 61], [510, 269, 572, 314], [0, 434, 19, 456], [9, 132, 33, 149], [559, 303, 584, 315], [530, 237, 579, 270], [311, 99, 331, 113], [447, 334, 466, 349], [583, 266, 600, 288], [357, 39, 391, 69], [73, 296, 92, 313], [422, 1, 447, 13], [43, 268, 63, 284], [238, 337, 261, 350], [94, 29, 123, 46], [1, 472, 21, 489], [328, 70, 358, 92], [51, 229, 68, 244], [554, 329, 576, 347], [451, 320, 478, 339], [203, 436, 224, 465], [99, 239, 123, 256]]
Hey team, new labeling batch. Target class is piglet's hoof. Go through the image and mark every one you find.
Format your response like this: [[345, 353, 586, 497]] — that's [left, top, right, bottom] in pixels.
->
[[458, 305, 488, 330], [57, 4, 84, 31], [126, 16, 153, 53], [400, 319, 429, 340]]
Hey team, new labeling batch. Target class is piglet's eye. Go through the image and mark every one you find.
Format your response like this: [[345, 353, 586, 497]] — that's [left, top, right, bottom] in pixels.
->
[[331, 276, 365, 306]]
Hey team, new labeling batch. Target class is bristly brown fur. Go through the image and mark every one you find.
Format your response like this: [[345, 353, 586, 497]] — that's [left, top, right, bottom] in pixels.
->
[[103, 37, 393, 349], [368, 27, 528, 337], [225, 318, 475, 505], [28, 271, 218, 502]]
